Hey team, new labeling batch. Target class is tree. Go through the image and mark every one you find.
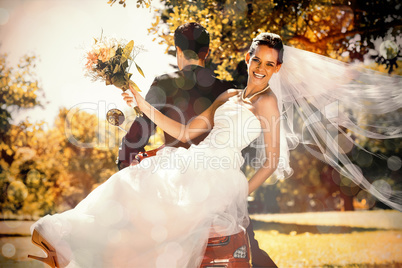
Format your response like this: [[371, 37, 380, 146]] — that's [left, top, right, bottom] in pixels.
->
[[0, 53, 46, 218], [107, 0, 151, 8], [0, 106, 122, 218], [53, 107, 119, 208], [0, 53, 123, 218], [0, 53, 44, 155], [0, 120, 60, 218], [146, 0, 401, 80]]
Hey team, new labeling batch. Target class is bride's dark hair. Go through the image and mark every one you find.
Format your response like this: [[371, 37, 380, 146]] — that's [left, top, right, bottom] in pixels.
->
[[249, 33, 284, 64]]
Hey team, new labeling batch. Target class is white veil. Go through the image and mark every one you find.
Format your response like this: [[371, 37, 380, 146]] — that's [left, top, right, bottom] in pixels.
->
[[250, 45, 402, 211]]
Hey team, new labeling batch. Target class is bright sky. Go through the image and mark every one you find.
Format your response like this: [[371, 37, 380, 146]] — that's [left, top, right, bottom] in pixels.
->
[[0, 0, 176, 126]]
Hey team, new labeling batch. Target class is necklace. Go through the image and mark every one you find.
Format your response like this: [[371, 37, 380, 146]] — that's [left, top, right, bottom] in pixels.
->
[[241, 84, 271, 103]]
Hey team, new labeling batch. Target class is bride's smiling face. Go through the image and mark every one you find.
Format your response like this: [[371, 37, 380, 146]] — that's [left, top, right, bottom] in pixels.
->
[[245, 45, 282, 88]]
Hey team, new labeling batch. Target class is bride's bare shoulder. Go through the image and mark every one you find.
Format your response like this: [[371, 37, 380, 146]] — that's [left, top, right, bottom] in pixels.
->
[[216, 88, 241, 103], [255, 92, 279, 116], [224, 88, 241, 97], [228, 88, 242, 94]]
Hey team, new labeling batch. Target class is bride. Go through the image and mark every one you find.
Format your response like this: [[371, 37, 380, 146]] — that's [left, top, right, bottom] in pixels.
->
[[28, 32, 402, 267], [28, 32, 282, 268]]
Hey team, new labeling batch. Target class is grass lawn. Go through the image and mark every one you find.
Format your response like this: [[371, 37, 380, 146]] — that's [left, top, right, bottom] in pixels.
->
[[251, 210, 402, 268], [1, 210, 401, 267]]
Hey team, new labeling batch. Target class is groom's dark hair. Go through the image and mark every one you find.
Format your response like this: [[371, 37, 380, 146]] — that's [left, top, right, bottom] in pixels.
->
[[174, 22, 210, 60], [249, 33, 284, 64]]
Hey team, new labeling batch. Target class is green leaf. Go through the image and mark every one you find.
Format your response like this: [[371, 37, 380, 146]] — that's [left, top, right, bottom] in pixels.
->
[[122, 60, 129, 69], [113, 65, 120, 74], [111, 74, 127, 90], [135, 62, 145, 77], [129, 80, 141, 92], [121, 54, 127, 64], [125, 73, 133, 80], [123, 40, 134, 61]]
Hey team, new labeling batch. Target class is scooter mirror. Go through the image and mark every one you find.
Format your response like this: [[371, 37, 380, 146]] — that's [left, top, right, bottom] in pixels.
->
[[107, 108, 125, 126], [106, 109, 127, 133]]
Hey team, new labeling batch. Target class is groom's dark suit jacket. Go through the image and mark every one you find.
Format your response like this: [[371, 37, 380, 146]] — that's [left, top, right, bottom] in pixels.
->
[[117, 65, 235, 169]]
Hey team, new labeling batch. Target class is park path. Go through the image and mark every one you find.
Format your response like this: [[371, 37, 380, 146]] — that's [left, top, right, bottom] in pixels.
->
[[0, 220, 34, 236]]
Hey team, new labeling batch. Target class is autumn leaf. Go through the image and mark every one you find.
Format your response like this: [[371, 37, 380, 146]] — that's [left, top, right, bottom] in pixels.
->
[[111, 74, 126, 89], [125, 73, 132, 80], [129, 80, 141, 92], [113, 65, 120, 74], [135, 62, 145, 77], [121, 40, 134, 64]]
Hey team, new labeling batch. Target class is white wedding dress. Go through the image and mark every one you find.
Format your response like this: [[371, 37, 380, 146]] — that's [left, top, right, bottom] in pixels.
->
[[31, 99, 262, 267]]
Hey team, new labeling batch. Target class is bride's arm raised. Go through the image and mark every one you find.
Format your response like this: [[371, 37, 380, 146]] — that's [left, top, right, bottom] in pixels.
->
[[247, 94, 281, 195], [126, 86, 238, 143]]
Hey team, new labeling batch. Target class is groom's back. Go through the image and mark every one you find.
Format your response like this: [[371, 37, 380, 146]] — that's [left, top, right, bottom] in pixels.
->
[[147, 65, 234, 148]]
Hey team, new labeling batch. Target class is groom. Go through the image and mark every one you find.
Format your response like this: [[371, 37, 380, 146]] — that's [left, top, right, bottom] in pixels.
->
[[117, 22, 277, 267], [117, 22, 232, 167]]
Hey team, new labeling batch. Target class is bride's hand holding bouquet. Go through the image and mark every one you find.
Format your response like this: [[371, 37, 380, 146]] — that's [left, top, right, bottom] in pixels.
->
[[84, 34, 145, 116], [121, 83, 147, 115]]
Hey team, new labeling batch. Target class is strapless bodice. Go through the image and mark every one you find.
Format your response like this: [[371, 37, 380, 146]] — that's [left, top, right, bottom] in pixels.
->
[[199, 100, 262, 151]]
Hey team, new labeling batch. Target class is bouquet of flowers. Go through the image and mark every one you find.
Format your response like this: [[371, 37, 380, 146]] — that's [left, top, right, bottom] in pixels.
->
[[85, 35, 144, 116]]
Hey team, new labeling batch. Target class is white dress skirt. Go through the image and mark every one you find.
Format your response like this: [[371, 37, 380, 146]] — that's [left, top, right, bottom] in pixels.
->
[[31, 100, 262, 267]]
